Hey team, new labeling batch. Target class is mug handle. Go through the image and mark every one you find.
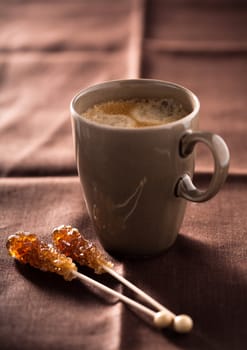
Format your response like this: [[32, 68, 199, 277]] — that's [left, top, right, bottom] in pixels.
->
[[176, 130, 230, 202]]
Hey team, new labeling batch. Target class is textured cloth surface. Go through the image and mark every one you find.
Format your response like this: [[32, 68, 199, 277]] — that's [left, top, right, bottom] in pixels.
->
[[1, 176, 246, 350], [0, 1, 247, 350]]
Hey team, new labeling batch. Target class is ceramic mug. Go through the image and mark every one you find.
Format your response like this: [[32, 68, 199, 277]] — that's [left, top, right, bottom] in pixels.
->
[[70, 79, 230, 256]]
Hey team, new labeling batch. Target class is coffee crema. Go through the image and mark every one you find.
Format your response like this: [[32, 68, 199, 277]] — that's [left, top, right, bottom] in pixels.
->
[[82, 98, 188, 128]]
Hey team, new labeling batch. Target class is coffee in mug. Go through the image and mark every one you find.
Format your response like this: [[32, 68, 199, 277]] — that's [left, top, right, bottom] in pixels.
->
[[70, 79, 230, 256], [83, 98, 188, 128]]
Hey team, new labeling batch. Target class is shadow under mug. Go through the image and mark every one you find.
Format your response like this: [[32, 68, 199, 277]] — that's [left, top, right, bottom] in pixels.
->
[[70, 79, 230, 256]]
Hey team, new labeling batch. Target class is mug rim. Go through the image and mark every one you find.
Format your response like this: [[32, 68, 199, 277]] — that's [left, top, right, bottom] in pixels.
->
[[70, 79, 200, 131]]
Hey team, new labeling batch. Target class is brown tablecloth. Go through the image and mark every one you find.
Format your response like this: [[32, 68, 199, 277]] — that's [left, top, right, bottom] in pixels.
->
[[0, 1, 247, 349]]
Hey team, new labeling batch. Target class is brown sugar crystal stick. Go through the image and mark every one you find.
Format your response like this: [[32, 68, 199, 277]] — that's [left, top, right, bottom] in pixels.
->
[[52, 225, 193, 333], [6, 232, 181, 331]]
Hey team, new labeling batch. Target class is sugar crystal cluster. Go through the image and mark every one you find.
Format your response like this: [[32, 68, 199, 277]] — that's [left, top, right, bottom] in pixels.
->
[[52, 225, 113, 274], [6, 232, 77, 281]]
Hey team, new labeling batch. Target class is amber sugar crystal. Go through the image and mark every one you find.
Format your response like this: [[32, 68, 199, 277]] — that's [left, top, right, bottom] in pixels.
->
[[6, 232, 77, 281], [52, 225, 113, 274]]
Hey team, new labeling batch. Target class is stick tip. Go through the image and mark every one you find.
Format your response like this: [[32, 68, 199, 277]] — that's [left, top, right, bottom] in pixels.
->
[[153, 310, 173, 328], [173, 314, 193, 333]]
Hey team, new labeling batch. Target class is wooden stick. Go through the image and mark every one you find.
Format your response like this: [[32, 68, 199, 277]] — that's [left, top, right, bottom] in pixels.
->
[[72, 270, 155, 318], [102, 265, 193, 333], [102, 264, 174, 316], [72, 270, 193, 333]]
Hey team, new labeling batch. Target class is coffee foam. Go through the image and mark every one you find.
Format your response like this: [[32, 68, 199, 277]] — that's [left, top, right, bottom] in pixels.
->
[[83, 98, 188, 128]]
